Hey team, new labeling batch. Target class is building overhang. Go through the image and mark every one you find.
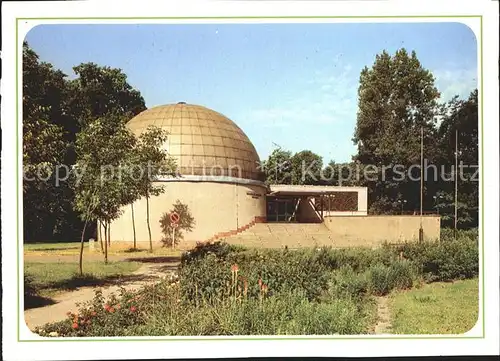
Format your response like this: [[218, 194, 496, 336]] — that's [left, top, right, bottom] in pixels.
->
[[267, 184, 366, 197]]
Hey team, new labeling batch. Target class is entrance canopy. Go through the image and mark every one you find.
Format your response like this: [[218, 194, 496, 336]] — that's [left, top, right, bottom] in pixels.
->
[[268, 184, 355, 196]]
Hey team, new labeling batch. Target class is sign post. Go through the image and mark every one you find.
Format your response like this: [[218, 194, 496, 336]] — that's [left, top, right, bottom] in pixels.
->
[[170, 212, 180, 248]]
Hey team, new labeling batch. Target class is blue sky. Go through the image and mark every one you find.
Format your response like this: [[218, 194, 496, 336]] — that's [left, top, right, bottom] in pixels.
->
[[25, 22, 477, 163]]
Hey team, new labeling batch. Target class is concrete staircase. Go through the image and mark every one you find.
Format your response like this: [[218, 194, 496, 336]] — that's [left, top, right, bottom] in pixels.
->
[[220, 223, 336, 249]]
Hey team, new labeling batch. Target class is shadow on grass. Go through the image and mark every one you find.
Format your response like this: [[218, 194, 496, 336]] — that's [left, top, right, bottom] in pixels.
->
[[124, 256, 181, 264], [123, 248, 148, 253], [46, 273, 163, 292], [24, 294, 57, 310], [28, 247, 79, 252]]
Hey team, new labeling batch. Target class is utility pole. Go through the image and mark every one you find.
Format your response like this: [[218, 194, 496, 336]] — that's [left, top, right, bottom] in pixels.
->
[[419, 126, 424, 242], [454, 129, 458, 240]]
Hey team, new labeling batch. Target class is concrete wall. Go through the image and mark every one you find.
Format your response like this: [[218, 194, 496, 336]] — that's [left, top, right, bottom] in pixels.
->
[[104, 180, 267, 249], [324, 215, 441, 244], [296, 197, 322, 223]]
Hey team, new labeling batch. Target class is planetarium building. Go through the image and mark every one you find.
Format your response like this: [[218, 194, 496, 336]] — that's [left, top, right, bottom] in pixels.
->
[[102, 103, 442, 249]]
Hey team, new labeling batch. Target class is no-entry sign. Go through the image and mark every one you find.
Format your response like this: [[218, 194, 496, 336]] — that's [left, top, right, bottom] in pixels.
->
[[170, 212, 180, 224]]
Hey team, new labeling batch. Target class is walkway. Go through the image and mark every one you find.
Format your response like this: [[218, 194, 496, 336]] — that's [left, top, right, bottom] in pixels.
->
[[24, 261, 178, 331]]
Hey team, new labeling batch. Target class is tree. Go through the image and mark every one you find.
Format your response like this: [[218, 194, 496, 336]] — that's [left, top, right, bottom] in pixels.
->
[[22, 42, 81, 242], [73, 115, 138, 266], [133, 126, 176, 252], [159, 200, 195, 247], [261, 147, 293, 185], [68, 63, 146, 130], [353, 48, 441, 214], [290, 150, 323, 185], [434, 89, 479, 228]]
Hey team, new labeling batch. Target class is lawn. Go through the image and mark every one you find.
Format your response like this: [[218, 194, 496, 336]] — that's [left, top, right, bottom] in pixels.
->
[[24, 241, 182, 257], [25, 261, 142, 298], [389, 278, 479, 334]]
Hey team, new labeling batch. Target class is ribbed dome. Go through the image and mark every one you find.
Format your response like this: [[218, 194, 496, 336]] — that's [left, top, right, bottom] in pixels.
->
[[127, 103, 263, 181]]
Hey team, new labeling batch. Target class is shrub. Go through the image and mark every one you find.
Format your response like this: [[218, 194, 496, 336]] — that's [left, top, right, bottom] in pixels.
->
[[36, 286, 369, 336], [368, 260, 416, 296], [179, 247, 330, 303], [159, 200, 195, 247], [398, 238, 478, 282], [327, 266, 370, 300]]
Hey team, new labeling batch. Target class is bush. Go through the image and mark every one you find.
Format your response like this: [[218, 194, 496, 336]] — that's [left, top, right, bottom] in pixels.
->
[[368, 260, 416, 296], [36, 282, 370, 336], [327, 266, 370, 299], [398, 238, 478, 282], [179, 247, 330, 303]]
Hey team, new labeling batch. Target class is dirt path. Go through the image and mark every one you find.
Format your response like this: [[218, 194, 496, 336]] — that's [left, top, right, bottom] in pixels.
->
[[373, 296, 392, 335], [24, 262, 178, 331]]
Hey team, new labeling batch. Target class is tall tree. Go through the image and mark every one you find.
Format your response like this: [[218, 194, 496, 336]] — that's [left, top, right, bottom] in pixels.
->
[[68, 63, 146, 130], [73, 115, 138, 266], [22, 42, 81, 241], [290, 150, 323, 185], [353, 48, 441, 214], [434, 89, 479, 228], [133, 126, 176, 253], [261, 147, 293, 185]]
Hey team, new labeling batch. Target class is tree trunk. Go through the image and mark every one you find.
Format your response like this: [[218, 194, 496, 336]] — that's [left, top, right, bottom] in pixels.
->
[[108, 223, 111, 248], [104, 221, 108, 264], [79, 220, 88, 276], [131, 203, 137, 250], [98, 221, 104, 252], [146, 194, 153, 253]]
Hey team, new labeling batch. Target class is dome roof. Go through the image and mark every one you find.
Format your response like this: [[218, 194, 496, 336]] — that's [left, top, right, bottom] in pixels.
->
[[127, 103, 263, 181]]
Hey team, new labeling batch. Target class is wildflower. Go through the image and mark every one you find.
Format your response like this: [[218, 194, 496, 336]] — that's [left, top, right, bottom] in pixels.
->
[[72, 323, 79, 330], [109, 307, 115, 313], [116, 304, 121, 310], [104, 304, 110, 311], [258, 278, 263, 287], [231, 264, 239, 272], [261, 284, 268, 294], [130, 306, 137, 312]]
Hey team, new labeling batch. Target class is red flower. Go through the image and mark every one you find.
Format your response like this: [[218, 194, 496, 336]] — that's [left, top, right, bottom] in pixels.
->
[[231, 264, 239, 272], [258, 278, 263, 287], [116, 304, 121, 310], [261, 284, 268, 292], [109, 307, 115, 313], [130, 306, 137, 312], [72, 323, 79, 330], [104, 304, 110, 311]]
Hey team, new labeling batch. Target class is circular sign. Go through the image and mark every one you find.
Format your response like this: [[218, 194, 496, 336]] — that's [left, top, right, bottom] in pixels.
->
[[171, 222, 179, 229], [170, 212, 180, 224]]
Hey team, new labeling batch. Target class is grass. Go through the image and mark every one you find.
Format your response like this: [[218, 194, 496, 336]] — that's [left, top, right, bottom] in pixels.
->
[[24, 241, 182, 257], [389, 278, 479, 334], [24, 261, 142, 298]]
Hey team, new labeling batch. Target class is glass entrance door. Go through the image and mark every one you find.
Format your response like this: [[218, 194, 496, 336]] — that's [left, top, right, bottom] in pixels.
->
[[266, 197, 299, 222]]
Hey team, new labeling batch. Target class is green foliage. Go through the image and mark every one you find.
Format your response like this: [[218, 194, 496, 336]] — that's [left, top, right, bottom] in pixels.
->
[[179, 247, 330, 303], [262, 147, 293, 185], [36, 282, 368, 336], [397, 237, 478, 282], [261, 146, 323, 185], [34, 232, 478, 337], [22, 41, 149, 242], [159, 200, 195, 247], [367, 260, 416, 296]]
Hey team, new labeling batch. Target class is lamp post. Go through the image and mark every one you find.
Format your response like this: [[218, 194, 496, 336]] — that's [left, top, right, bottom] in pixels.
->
[[433, 195, 443, 215], [397, 199, 407, 214]]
